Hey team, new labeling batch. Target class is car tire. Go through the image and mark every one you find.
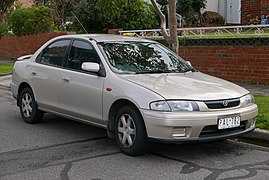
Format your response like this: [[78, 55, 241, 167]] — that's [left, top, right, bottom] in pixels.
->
[[115, 105, 149, 156], [19, 87, 44, 124]]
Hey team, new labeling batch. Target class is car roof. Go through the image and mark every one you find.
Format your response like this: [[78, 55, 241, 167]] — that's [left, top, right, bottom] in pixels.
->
[[55, 34, 156, 43]]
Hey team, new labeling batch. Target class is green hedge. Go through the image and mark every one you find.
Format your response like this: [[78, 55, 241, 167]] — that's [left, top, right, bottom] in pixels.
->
[[9, 6, 54, 36], [0, 22, 10, 36]]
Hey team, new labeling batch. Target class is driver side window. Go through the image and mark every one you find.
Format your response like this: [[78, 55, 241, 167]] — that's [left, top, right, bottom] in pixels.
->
[[67, 40, 100, 71]]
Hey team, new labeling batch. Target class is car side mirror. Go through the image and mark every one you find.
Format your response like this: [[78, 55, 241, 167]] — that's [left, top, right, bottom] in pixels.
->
[[186, 61, 192, 67], [81, 62, 100, 73]]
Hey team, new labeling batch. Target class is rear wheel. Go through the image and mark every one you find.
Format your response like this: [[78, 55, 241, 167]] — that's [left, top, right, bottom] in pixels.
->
[[115, 105, 148, 156], [19, 87, 44, 123]]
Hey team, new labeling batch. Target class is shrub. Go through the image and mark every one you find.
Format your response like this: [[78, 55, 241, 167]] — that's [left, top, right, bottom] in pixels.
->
[[72, 0, 158, 33], [0, 22, 11, 36], [113, 2, 159, 30], [9, 6, 54, 36]]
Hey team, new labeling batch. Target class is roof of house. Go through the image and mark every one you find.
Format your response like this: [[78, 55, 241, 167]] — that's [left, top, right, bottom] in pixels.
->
[[17, 0, 33, 8]]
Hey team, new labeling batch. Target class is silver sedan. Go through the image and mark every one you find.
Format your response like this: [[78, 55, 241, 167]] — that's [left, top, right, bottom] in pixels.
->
[[11, 34, 258, 155]]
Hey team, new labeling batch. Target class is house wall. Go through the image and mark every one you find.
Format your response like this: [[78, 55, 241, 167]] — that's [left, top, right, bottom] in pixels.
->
[[204, 0, 241, 24], [241, 0, 261, 24], [260, 0, 269, 15], [226, 0, 241, 24], [17, 0, 33, 8], [218, 0, 226, 20], [241, 0, 269, 24], [203, 0, 219, 13], [205, 0, 269, 24]]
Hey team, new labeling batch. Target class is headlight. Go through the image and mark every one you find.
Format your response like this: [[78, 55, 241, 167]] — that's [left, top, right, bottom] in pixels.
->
[[242, 94, 254, 106], [150, 101, 170, 111], [167, 101, 199, 111], [150, 100, 199, 112]]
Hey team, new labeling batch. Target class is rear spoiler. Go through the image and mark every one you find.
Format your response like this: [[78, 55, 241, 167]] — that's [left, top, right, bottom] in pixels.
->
[[17, 54, 33, 61]]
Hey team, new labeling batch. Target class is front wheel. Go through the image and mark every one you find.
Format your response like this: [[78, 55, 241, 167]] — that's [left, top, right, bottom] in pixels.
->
[[115, 105, 148, 156], [19, 87, 44, 123]]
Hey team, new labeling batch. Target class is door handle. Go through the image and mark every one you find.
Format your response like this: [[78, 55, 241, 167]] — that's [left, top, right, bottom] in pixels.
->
[[62, 77, 70, 83], [31, 71, 37, 76]]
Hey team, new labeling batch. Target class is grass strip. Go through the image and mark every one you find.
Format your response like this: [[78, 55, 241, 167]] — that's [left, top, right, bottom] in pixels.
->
[[254, 94, 269, 130], [0, 63, 13, 75]]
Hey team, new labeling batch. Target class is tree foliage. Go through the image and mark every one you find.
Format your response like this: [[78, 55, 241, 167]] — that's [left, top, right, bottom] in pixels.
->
[[0, 0, 14, 21], [71, 0, 105, 33], [113, 0, 158, 30], [157, 0, 207, 25], [72, 0, 158, 33], [0, 22, 10, 36], [33, 0, 75, 30], [9, 6, 54, 36], [95, 0, 126, 19], [0, 0, 14, 13], [177, 0, 206, 25], [2, 0, 159, 35]]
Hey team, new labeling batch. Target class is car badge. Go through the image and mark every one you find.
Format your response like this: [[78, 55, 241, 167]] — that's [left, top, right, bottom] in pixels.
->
[[223, 100, 228, 107]]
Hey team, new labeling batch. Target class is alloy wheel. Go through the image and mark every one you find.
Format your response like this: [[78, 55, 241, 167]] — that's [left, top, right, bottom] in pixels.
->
[[21, 93, 33, 118], [117, 114, 136, 148]]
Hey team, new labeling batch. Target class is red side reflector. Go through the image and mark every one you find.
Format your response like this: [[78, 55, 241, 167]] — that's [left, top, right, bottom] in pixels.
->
[[106, 88, 112, 91]]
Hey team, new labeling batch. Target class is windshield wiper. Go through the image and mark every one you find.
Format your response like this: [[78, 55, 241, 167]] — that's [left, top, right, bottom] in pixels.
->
[[135, 70, 172, 74], [183, 68, 198, 73], [136, 69, 198, 74]]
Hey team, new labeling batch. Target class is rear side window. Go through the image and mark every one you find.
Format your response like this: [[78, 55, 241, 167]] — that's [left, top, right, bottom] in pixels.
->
[[40, 40, 70, 67], [66, 40, 100, 71]]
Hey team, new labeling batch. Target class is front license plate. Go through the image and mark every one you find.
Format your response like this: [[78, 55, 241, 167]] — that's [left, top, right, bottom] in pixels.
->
[[218, 116, 241, 130]]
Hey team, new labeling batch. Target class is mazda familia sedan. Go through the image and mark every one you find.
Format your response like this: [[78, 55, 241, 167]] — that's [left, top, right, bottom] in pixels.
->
[[11, 34, 258, 155]]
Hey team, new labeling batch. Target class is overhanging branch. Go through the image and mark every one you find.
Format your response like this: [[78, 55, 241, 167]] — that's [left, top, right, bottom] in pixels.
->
[[149, 0, 170, 40]]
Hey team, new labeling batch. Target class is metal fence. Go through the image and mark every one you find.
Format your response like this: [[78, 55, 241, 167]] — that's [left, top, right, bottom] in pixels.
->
[[119, 25, 269, 38]]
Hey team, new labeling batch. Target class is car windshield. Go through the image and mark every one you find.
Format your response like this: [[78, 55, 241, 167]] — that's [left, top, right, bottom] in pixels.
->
[[98, 42, 195, 74]]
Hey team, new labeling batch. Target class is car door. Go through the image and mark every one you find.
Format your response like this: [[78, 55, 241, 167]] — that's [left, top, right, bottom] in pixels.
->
[[59, 39, 105, 125], [30, 39, 71, 112]]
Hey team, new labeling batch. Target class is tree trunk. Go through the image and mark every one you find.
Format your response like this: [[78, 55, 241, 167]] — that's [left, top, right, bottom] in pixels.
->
[[168, 0, 179, 53], [150, 0, 179, 54]]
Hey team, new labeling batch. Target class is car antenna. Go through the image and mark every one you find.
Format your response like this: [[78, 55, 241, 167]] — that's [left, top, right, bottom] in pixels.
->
[[71, 11, 88, 34]]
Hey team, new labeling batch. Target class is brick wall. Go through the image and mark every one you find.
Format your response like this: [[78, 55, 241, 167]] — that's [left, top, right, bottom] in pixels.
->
[[179, 45, 269, 85], [241, 0, 269, 24], [241, 0, 260, 24], [0, 32, 72, 59], [260, 0, 269, 15]]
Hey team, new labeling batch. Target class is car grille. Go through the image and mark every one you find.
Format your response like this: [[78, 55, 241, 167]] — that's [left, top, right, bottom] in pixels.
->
[[204, 98, 240, 109], [199, 121, 246, 138]]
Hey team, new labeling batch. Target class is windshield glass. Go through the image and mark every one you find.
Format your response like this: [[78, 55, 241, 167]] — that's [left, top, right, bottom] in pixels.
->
[[98, 42, 195, 74]]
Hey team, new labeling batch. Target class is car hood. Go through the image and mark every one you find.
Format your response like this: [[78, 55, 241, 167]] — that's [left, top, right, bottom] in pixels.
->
[[119, 72, 249, 101]]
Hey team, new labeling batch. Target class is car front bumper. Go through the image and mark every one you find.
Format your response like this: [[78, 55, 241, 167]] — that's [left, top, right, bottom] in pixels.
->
[[10, 81, 17, 98], [140, 104, 258, 143]]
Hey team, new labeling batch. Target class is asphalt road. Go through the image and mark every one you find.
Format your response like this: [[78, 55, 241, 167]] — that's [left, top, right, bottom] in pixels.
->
[[0, 88, 269, 180]]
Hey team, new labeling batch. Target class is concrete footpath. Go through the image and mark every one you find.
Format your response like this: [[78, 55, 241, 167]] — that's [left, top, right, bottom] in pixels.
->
[[0, 74, 268, 147], [0, 75, 12, 90]]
